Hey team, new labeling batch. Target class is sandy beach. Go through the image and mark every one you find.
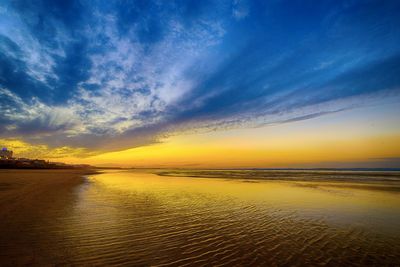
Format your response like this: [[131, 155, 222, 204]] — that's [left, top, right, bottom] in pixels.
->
[[0, 169, 96, 265], [0, 169, 400, 266]]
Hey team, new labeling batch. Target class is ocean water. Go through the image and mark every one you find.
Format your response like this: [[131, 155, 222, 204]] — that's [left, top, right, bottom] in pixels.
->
[[6, 170, 400, 266]]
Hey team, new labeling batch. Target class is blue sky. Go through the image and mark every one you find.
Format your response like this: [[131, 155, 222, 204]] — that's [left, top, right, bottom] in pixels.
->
[[0, 0, 399, 151]]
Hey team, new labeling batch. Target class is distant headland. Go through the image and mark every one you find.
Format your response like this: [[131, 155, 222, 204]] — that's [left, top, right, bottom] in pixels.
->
[[0, 147, 91, 169]]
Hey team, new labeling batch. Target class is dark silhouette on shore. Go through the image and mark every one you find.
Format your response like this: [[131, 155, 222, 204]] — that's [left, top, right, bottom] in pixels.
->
[[0, 147, 91, 169]]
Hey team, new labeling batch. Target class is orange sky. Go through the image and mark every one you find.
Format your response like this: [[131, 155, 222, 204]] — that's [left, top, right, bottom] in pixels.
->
[[71, 104, 400, 168]]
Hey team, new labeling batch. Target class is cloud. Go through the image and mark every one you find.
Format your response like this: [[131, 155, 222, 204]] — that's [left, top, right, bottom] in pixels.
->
[[0, 0, 399, 153], [232, 0, 249, 20]]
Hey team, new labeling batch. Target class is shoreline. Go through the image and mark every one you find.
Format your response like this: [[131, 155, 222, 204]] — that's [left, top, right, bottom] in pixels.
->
[[0, 169, 399, 265], [0, 169, 98, 219], [0, 169, 99, 265], [155, 169, 400, 181], [155, 169, 400, 193]]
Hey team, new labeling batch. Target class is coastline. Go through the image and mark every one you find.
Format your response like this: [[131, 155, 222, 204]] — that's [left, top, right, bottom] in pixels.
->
[[155, 169, 400, 192], [0, 169, 98, 216], [0, 169, 399, 265], [0, 169, 98, 265], [155, 169, 400, 181]]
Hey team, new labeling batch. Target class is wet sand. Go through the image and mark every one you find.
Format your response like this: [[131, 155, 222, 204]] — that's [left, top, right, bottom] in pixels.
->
[[157, 169, 400, 190], [0, 169, 96, 265], [0, 169, 400, 266]]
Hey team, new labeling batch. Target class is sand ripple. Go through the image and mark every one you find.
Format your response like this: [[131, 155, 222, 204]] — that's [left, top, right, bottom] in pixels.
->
[[1, 170, 400, 266]]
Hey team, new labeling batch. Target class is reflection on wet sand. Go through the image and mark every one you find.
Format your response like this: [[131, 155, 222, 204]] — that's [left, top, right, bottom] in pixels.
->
[[66, 170, 400, 266], [0, 169, 95, 265], [1, 169, 400, 266]]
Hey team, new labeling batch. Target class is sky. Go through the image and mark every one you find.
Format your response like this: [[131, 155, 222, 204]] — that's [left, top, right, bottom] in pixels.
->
[[0, 0, 400, 168]]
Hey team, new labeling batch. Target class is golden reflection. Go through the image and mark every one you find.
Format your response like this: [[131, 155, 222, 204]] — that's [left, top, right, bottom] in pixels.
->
[[32, 169, 400, 266], [89, 170, 400, 229]]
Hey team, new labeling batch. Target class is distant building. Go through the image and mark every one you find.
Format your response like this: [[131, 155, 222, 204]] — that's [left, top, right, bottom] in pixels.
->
[[0, 148, 13, 159]]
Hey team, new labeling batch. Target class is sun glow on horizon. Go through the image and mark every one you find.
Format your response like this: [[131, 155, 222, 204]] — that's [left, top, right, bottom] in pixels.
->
[[79, 105, 400, 168]]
